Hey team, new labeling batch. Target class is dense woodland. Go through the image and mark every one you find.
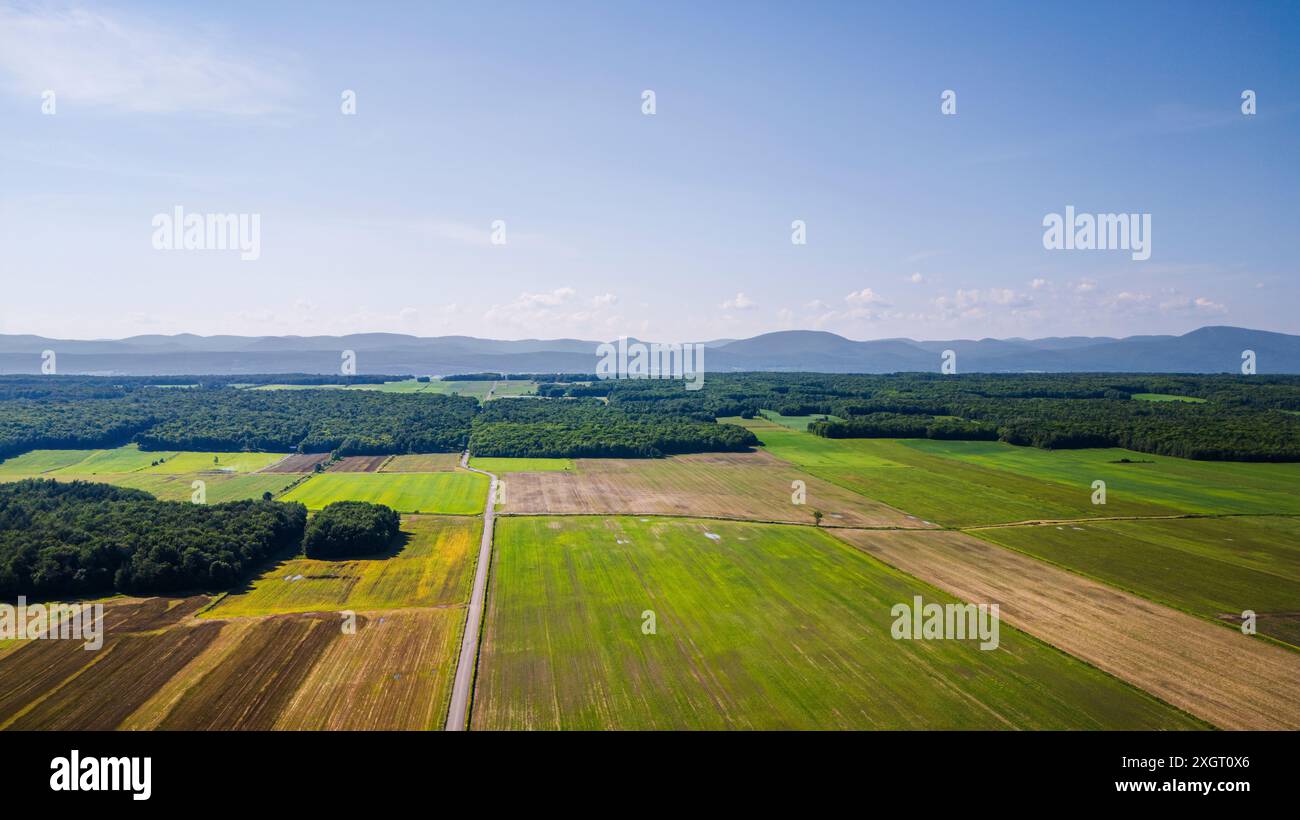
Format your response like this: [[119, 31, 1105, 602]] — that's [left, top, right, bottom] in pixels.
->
[[302, 501, 402, 559], [0, 480, 306, 598], [0, 381, 476, 458], [0, 373, 1298, 462], [469, 397, 757, 457], [599, 373, 1300, 461]]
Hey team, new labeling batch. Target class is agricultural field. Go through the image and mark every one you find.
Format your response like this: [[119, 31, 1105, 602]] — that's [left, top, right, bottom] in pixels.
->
[[260, 453, 331, 473], [832, 528, 1300, 730], [1132, 393, 1207, 403], [758, 409, 843, 431], [496, 451, 928, 528], [728, 417, 1288, 527], [0, 511, 479, 731], [280, 471, 489, 514], [143, 451, 286, 473], [326, 455, 390, 472], [904, 439, 1300, 516], [972, 516, 1300, 647], [382, 453, 461, 472], [83, 472, 302, 503], [0, 444, 173, 475], [208, 514, 480, 617], [471, 515, 1203, 730], [469, 456, 574, 473]]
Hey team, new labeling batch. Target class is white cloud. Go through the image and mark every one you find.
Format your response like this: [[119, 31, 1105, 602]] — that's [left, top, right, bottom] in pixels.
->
[[908, 272, 924, 284], [0, 6, 296, 115], [1160, 295, 1226, 315], [1030, 277, 1048, 289], [483, 288, 622, 333], [845, 287, 888, 306], [722, 292, 756, 310]]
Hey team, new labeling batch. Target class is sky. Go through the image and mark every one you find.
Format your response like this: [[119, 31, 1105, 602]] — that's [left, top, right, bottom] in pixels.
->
[[0, 0, 1297, 342]]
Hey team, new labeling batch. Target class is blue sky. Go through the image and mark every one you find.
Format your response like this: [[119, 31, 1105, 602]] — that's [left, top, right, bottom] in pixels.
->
[[0, 0, 1296, 341]]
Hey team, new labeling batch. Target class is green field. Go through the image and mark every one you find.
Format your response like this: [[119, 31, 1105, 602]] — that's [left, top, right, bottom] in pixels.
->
[[906, 439, 1300, 516], [975, 516, 1300, 647], [0, 445, 287, 477], [1133, 393, 1207, 403], [468, 457, 574, 473], [0, 472, 302, 504], [142, 451, 286, 474], [758, 409, 843, 431], [207, 514, 479, 617], [280, 471, 488, 514], [471, 515, 1204, 730], [730, 417, 1300, 526]]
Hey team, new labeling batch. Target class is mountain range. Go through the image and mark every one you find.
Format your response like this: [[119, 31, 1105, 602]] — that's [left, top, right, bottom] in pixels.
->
[[1, 326, 1296, 376]]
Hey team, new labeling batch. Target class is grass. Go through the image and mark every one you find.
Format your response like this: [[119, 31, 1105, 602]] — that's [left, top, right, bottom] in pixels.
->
[[758, 409, 843, 431], [729, 416, 1300, 526], [0, 472, 301, 503], [471, 515, 1203, 730], [0, 445, 286, 477], [906, 438, 1300, 516], [1132, 393, 1207, 403], [142, 451, 286, 473], [0, 449, 100, 474], [48, 445, 175, 474], [207, 514, 479, 617], [279, 471, 488, 514], [469, 456, 574, 473], [974, 516, 1300, 647]]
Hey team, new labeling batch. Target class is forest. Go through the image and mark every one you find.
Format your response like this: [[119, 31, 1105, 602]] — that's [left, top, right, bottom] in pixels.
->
[[1, 373, 1298, 462], [468, 397, 757, 457], [0, 480, 306, 598]]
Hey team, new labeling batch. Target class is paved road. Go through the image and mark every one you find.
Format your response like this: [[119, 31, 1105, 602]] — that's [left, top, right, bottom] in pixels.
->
[[445, 451, 498, 731]]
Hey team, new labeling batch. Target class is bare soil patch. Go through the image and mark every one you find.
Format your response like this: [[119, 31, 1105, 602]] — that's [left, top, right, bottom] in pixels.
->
[[499, 452, 927, 528], [260, 453, 330, 473]]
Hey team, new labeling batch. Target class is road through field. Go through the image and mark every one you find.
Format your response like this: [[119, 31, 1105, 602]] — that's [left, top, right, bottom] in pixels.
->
[[445, 451, 497, 731], [833, 528, 1300, 730]]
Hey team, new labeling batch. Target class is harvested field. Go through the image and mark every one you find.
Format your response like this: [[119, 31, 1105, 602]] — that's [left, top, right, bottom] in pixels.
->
[[158, 613, 343, 730], [9, 622, 223, 730], [327, 455, 391, 473], [497, 451, 928, 528], [973, 516, 1300, 647], [381, 453, 460, 472], [831, 528, 1300, 730], [260, 453, 330, 473], [0, 596, 210, 727], [275, 608, 463, 730]]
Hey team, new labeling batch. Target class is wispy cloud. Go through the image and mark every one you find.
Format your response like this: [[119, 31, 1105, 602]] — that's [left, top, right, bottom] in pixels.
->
[[0, 5, 296, 115]]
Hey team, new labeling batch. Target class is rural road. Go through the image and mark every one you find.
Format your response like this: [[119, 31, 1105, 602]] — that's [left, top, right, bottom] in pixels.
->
[[445, 450, 497, 731]]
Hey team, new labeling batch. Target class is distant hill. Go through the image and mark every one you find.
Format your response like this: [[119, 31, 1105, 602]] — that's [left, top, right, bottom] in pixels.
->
[[0, 326, 1296, 375]]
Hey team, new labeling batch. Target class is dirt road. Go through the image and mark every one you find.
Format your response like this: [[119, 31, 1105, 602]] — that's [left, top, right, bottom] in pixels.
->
[[444, 451, 497, 731]]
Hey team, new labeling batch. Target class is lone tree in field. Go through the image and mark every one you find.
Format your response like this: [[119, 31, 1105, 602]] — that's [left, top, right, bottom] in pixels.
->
[[303, 501, 401, 559]]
